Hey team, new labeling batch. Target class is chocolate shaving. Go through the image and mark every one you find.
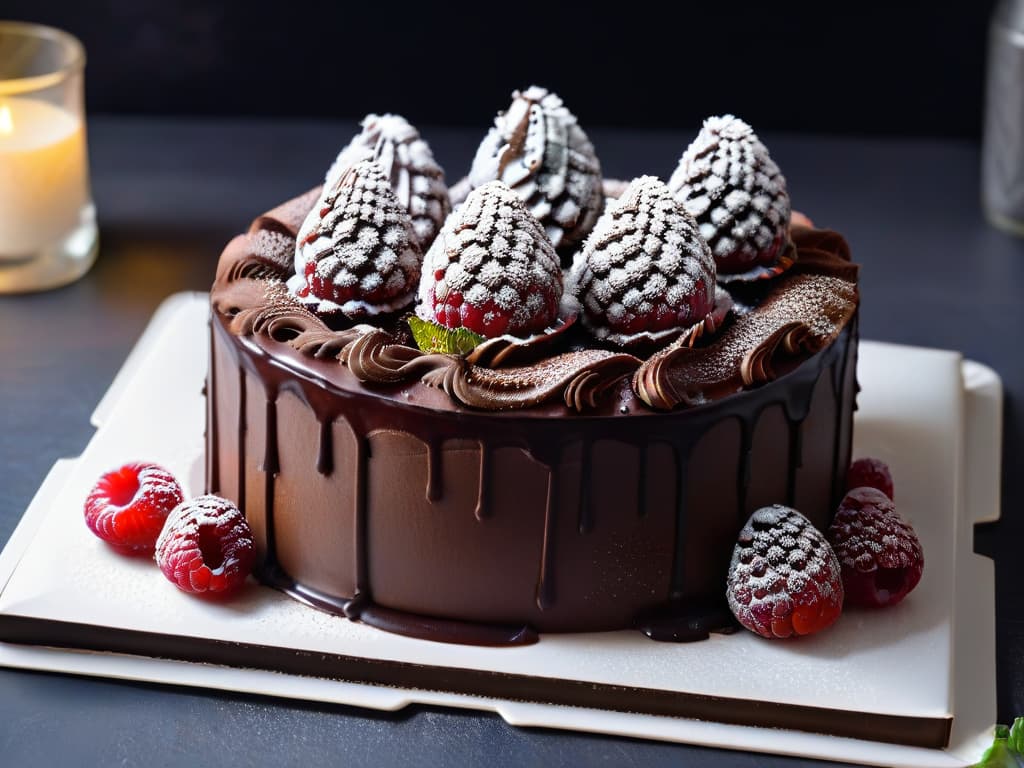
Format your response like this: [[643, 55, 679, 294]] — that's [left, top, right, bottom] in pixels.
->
[[635, 231, 858, 410]]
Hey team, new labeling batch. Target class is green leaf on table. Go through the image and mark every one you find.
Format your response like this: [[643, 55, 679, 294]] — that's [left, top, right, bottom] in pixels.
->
[[407, 315, 485, 356], [975, 720, 1024, 767], [1009, 718, 1024, 755]]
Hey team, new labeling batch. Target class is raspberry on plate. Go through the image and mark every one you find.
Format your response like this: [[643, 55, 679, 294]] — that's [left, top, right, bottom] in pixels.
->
[[84, 462, 184, 555], [846, 457, 895, 500], [828, 487, 923, 608], [727, 505, 844, 639], [155, 495, 256, 596]]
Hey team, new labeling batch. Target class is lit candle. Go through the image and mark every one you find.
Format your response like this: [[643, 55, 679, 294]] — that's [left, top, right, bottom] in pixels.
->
[[0, 95, 89, 259]]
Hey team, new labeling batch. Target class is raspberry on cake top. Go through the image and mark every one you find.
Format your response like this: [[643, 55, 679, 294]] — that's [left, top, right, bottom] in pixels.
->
[[466, 85, 603, 259], [290, 160, 423, 321], [417, 181, 563, 338], [567, 175, 725, 347], [669, 114, 794, 282]]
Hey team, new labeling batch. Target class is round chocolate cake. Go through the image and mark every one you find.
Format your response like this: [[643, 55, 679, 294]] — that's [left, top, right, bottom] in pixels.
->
[[206, 95, 860, 646]]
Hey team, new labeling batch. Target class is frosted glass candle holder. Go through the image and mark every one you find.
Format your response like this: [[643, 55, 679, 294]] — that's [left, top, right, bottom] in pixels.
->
[[0, 21, 97, 293]]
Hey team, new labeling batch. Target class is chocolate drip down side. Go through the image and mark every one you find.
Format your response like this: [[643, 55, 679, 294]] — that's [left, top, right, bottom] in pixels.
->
[[208, 307, 856, 641], [204, 191, 860, 645]]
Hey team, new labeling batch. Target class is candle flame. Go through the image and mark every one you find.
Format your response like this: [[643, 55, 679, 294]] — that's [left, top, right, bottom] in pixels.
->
[[0, 104, 12, 136]]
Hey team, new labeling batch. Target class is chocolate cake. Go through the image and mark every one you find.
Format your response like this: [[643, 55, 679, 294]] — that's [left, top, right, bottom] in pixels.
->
[[206, 97, 860, 646]]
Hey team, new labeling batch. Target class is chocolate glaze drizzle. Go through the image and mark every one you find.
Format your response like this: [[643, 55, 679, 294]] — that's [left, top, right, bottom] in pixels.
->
[[474, 442, 491, 521], [205, 321, 219, 494], [210, 312, 856, 646], [206, 198, 860, 648]]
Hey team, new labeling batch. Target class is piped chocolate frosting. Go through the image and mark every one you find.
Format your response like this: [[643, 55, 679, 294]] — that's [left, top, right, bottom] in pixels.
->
[[212, 192, 858, 415]]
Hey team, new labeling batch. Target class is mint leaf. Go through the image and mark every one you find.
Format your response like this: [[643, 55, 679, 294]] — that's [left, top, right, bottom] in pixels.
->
[[976, 721, 1024, 768], [1009, 718, 1024, 755], [407, 315, 484, 355]]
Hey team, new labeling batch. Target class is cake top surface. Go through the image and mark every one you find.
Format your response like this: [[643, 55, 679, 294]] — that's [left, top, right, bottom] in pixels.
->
[[211, 101, 859, 416]]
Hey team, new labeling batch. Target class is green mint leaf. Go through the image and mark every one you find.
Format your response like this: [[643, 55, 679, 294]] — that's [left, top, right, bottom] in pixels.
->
[[976, 740, 1014, 768], [1009, 718, 1024, 755], [975, 722, 1024, 768], [407, 315, 485, 356]]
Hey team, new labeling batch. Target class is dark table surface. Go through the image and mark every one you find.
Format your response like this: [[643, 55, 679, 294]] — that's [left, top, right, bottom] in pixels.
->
[[1, 117, 1022, 767]]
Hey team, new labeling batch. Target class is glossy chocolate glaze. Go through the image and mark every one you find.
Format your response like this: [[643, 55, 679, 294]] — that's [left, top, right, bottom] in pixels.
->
[[204, 191, 860, 646], [208, 309, 858, 644]]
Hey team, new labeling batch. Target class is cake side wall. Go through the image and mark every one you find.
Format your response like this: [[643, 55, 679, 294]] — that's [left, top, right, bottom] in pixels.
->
[[205, 312, 858, 637]]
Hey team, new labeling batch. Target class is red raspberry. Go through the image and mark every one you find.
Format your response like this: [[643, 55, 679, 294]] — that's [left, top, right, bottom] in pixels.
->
[[294, 160, 422, 319], [727, 505, 844, 639], [668, 115, 790, 277], [84, 463, 184, 555], [417, 181, 563, 338], [568, 176, 717, 346], [846, 457, 895, 500], [155, 495, 256, 596], [828, 487, 923, 608]]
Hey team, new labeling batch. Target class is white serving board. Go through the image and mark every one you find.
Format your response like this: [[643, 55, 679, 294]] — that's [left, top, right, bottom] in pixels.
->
[[0, 293, 1001, 767]]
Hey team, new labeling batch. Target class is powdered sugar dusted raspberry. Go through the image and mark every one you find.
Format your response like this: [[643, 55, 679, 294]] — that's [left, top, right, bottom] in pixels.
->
[[567, 176, 716, 345], [84, 463, 184, 555], [155, 494, 255, 596], [669, 115, 790, 275], [417, 181, 563, 338], [293, 160, 422, 320], [468, 86, 602, 257], [326, 114, 451, 249], [727, 505, 844, 639], [828, 487, 923, 608]]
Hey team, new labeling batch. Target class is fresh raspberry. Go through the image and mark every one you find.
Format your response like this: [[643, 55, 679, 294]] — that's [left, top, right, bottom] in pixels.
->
[[568, 175, 717, 346], [417, 181, 563, 338], [846, 457, 895, 500], [155, 495, 255, 596], [668, 115, 790, 276], [293, 160, 422, 320], [84, 463, 184, 555], [467, 86, 602, 257], [828, 487, 923, 608], [727, 505, 844, 639], [325, 113, 451, 250]]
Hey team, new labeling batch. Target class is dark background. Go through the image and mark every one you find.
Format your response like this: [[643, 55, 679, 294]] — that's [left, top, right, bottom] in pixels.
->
[[4, 1, 996, 139]]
